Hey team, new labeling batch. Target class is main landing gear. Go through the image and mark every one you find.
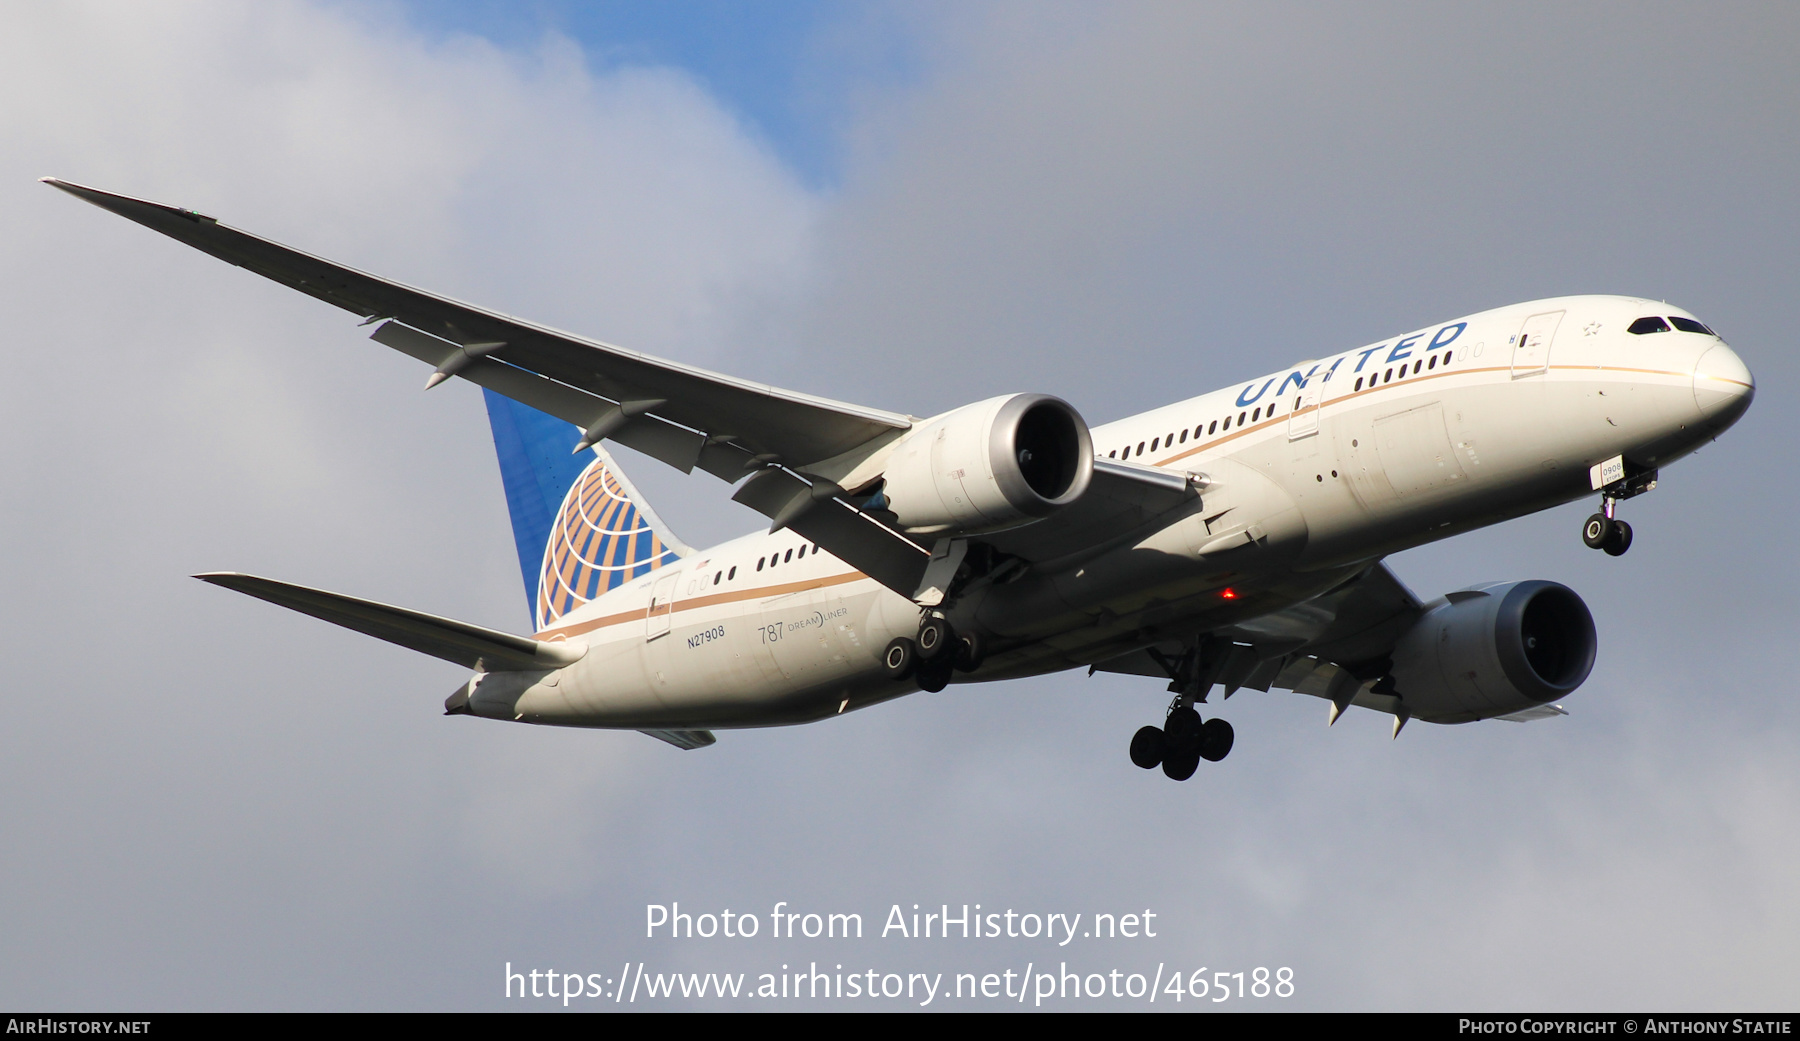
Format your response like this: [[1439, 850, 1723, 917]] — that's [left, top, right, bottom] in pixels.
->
[[1131, 699, 1234, 781], [884, 614, 984, 693], [1128, 637, 1239, 779]]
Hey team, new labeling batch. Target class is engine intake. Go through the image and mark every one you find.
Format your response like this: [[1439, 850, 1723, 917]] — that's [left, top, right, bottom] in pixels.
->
[[1388, 580, 1597, 723], [880, 393, 1093, 536]]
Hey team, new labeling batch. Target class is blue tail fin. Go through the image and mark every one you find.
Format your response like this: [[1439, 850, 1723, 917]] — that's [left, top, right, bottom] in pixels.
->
[[482, 388, 686, 631]]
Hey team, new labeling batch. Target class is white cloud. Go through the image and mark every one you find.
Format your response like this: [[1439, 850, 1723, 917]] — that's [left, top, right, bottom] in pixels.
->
[[2, 0, 1796, 1011], [0, 0, 817, 1007]]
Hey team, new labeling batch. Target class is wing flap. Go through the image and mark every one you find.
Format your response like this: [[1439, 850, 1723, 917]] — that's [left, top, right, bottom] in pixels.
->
[[730, 468, 930, 596], [196, 572, 585, 672], [639, 729, 718, 750], [371, 321, 723, 474]]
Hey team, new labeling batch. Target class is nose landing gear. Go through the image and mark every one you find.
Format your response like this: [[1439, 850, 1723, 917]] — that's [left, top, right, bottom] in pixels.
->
[[1130, 698, 1234, 781], [1582, 506, 1633, 557], [1582, 458, 1658, 557]]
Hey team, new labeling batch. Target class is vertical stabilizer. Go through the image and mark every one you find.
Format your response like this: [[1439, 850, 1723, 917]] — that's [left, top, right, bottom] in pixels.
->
[[482, 388, 688, 631]]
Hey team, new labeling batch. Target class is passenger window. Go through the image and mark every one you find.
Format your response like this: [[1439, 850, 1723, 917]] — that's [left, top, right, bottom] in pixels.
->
[[1179, 430, 1187, 443], [1428, 355, 1437, 370], [1208, 421, 1217, 435], [728, 566, 736, 580], [784, 548, 793, 563], [713, 571, 721, 584], [1237, 411, 1246, 425], [1166, 431, 1174, 444], [1222, 416, 1231, 431], [1252, 407, 1261, 422], [1628, 316, 1671, 335], [1413, 360, 1422, 374], [1444, 351, 1453, 363], [756, 558, 764, 571], [1151, 437, 1160, 452], [1669, 316, 1713, 335], [1354, 377, 1364, 391], [1109, 450, 1117, 458], [1137, 441, 1146, 455], [797, 546, 806, 558]]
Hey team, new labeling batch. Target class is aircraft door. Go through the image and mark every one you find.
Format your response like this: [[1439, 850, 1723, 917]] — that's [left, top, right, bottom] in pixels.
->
[[645, 572, 678, 640], [1287, 379, 1322, 440], [1374, 402, 1467, 497], [1511, 310, 1563, 378]]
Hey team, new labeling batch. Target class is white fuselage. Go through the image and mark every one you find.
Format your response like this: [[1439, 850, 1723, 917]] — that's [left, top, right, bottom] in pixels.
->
[[464, 295, 1752, 730]]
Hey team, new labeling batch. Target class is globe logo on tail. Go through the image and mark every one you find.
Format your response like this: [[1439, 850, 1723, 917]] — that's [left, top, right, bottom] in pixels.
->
[[535, 456, 679, 631]]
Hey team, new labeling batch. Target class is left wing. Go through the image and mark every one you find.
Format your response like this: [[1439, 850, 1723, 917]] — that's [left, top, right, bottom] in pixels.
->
[[48, 179, 1206, 597], [44, 179, 912, 480]]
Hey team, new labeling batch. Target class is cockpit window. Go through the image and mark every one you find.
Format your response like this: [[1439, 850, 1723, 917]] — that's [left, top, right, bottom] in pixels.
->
[[1628, 316, 1671, 335], [1669, 316, 1715, 336]]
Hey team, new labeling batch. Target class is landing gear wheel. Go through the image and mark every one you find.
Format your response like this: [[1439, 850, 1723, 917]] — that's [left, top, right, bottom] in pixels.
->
[[952, 632, 985, 673], [882, 637, 918, 681], [1129, 726, 1165, 769], [1603, 519, 1633, 557], [916, 617, 953, 661], [915, 658, 953, 693], [1582, 513, 1613, 549], [1162, 749, 1200, 781], [1199, 718, 1235, 762], [1163, 706, 1203, 751]]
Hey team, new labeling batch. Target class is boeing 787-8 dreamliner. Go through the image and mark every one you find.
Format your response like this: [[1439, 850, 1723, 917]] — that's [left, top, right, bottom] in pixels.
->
[[47, 178, 1753, 781]]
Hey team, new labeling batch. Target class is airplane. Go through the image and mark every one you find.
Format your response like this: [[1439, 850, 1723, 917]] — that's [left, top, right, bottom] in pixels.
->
[[45, 178, 1755, 780]]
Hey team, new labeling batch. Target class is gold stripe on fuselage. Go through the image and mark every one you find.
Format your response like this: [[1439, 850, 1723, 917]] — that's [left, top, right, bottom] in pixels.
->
[[535, 568, 872, 641]]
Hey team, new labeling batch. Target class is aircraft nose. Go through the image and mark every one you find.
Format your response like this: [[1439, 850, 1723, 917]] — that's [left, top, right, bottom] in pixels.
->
[[1692, 341, 1754, 427]]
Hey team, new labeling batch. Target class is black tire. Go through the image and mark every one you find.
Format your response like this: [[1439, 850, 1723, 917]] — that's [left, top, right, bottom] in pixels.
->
[[882, 637, 918, 681], [1603, 519, 1633, 557], [1582, 513, 1613, 549], [916, 659, 952, 693], [916, 617, 952, 660], [1164, 706, 1203, 754], [1199, 718, 1235, 762], [1162, 749, 1200, 781], [952, 632, 985, 673], [1129, 726, 1165, 769]]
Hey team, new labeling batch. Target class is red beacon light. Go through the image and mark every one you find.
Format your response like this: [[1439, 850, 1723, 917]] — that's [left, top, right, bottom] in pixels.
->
[[1220, 587, 1238, 600]]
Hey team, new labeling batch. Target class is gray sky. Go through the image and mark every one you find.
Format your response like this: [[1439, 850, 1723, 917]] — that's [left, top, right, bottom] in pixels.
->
[[1, 1, 1795, 1010]]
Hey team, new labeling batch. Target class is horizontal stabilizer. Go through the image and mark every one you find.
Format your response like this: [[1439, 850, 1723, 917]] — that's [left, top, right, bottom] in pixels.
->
[[195, 573, 586, 672], [640, 729, 718, 750]]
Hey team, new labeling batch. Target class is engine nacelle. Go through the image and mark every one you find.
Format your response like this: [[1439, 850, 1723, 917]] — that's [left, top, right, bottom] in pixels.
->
[[1388, 580, 1597, 724], [880, 393, 1093, 536]]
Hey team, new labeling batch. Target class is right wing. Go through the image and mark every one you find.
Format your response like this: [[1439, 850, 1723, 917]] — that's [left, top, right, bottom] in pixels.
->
[[1091, 562, 1427, 719]]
